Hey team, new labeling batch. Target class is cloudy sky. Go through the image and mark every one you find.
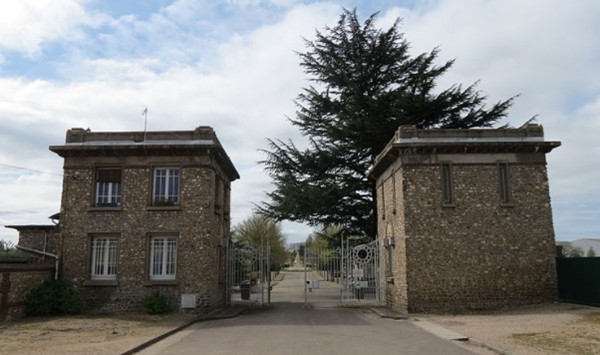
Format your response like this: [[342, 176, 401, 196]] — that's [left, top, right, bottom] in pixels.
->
[[0, 0, 598, 245]]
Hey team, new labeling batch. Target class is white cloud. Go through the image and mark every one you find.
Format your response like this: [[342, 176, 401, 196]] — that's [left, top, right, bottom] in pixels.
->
[[2, 0, 600, 245], [380, 0, 600, 108], [0, 173, 62, 244], [375, 0, 600, 240], [0, 2, 340, 245], [0, 0, 96, 56]]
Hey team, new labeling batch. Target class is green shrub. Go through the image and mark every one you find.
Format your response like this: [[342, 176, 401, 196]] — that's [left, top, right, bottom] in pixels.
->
[[143, 292, 171, 314], [25, 279, 84, 316]]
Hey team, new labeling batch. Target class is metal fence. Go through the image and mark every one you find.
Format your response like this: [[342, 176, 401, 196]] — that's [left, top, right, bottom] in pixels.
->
[[227, 240, 383, 308], [303, 240, 383, 306], [340, 241, 382, 305], [556, 257, 600, 307], [304, 246, 342, 305], [226, 243, 270, 307]]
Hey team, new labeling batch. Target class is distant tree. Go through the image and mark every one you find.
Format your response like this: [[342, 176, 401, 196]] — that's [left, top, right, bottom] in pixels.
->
[[558, 242, 584, 258], [287, 242, 304, 253], [259, 9, 515, 241], [586, 246, 597, 257], [304, 226, 345, 281], [232, 214, 288, 270], [0, 239, 16, 253], [304, 224, 350, 249], [304, 233, 325, 251]]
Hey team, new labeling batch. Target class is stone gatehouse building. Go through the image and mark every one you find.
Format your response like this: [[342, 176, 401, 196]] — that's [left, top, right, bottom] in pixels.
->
[[8, 124, 561, 315], [369, 125, 560, 313], [9, 127, 239, 313]]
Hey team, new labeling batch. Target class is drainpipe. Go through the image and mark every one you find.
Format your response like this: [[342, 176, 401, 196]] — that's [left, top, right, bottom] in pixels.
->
[[16, 245, 60, 280]]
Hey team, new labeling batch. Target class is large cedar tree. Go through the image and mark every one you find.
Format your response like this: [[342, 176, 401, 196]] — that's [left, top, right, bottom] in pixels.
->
[[259, 9, 514, 240]]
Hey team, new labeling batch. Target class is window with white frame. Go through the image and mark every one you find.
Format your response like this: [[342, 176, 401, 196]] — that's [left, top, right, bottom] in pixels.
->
[[90, 236, 118, 280], [95, 169, 122, 207], [153, 168, 180, 205], [149, 236, 177, 280]]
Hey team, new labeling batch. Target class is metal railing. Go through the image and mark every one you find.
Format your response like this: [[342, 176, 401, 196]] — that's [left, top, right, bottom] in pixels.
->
[[303, 240, 383, 306], [226, 243, 270, 307]]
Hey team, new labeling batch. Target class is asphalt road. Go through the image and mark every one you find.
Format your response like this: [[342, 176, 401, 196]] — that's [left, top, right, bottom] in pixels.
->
[[138, 272, 477, 355]]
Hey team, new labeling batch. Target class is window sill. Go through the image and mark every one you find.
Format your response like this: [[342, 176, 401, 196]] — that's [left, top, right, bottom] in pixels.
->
[[83, 280, 118, 286], [387, 277, 394, 284], [147, 205, 181, 211], [500, 203, 515, 208], [88, 206, 122, 212], [442, 203, 456, 208], [144, 280, 178, 286]]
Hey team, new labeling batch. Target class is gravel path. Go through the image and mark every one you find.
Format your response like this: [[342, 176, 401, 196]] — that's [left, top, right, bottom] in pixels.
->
[[425, 302, 600, 355], [1, 293, 597, 355], [0, 313, 195, 355]]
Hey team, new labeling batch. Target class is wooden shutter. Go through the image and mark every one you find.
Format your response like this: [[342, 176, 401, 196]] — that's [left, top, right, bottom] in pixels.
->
[[97, 169, 122, 182]]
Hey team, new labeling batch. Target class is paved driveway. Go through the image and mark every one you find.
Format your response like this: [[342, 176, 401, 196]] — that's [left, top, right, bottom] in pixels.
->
[[138, 272, 477, 355]]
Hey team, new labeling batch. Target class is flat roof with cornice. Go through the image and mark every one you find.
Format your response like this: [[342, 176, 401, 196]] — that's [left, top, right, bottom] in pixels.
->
[[368, 124, 561, 179], [49, 126, 240, 181]]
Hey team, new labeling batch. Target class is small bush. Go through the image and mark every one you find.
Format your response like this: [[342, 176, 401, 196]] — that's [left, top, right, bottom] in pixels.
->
[[25, 279, 84, 316], [143, 292, 171, 314]]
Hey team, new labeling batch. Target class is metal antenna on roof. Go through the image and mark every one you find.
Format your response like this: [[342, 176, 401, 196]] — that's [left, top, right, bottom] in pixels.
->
[[142, 107, 148, 141], [519, 114, 539, 128]]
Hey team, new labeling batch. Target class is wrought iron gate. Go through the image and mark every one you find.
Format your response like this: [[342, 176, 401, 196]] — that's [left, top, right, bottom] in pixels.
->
[[303, 240, 383, 306], [226, 243, 270, 307]]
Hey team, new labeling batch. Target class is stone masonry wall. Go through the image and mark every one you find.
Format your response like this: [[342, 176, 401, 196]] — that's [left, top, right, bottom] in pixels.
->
[[59, 154, 229, 314], [376, 164, 409, 313], [0, 264, 54, 321], [401, 160, 557, 313], [16, 228, 61, 263]]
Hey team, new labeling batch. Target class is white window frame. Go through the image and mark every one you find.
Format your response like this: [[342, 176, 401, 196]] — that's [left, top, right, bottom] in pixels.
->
[[90, 236, 118, 280], [95, 169, 122, 207], [149, 236, 177, 280], [153, 168, 180, 205], [96, 181, 122, 206]]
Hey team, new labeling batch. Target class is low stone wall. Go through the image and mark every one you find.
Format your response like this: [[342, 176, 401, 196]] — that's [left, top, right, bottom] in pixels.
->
[[16, 227, 62, 260], [0, 264, 55, 321]]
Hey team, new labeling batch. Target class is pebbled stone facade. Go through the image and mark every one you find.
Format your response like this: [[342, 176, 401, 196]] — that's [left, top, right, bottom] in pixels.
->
[[0, 263, 54, 321], [370, 125, 560, 313], [6, 226, 61, 264], [11, 127, 239, 314]]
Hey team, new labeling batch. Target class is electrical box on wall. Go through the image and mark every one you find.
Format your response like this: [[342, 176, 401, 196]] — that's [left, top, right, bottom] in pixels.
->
[[181, 294, 197, 309]]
